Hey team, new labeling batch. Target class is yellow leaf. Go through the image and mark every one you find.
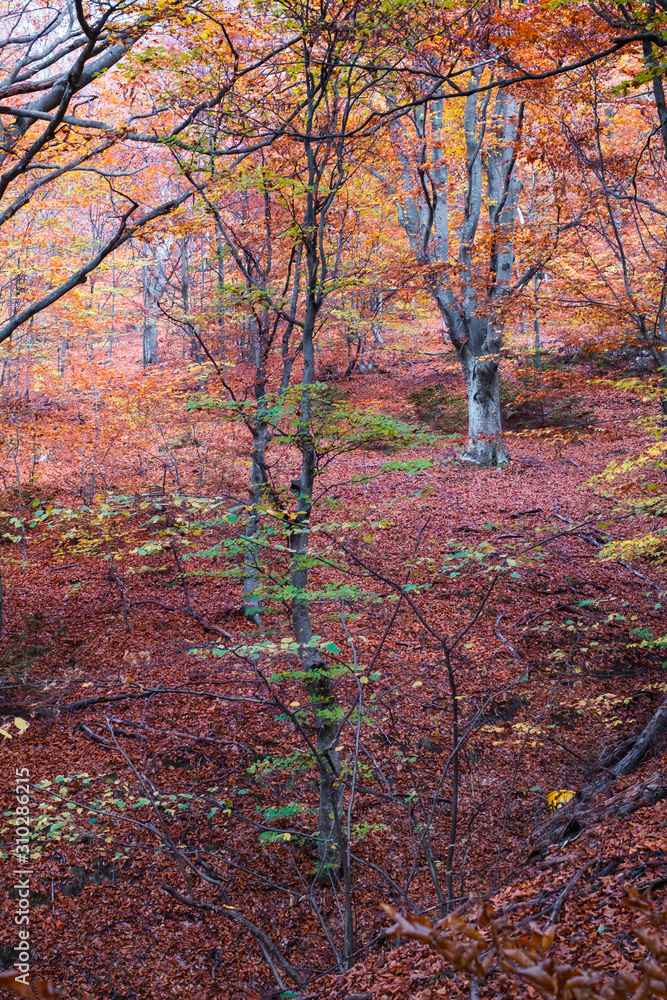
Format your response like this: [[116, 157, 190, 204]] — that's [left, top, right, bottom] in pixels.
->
[[282, 833, 291, 841], [412, 681, 423, 688], [14, 717, 29, 732], [0, 728, 13, 739], [289, 701, 301, 708]]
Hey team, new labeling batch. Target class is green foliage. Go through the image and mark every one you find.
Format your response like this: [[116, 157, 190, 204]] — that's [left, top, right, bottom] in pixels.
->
[[350, 820, 390, 842], [1, 770, 235, 862], [190, 382, 430, 458], [381, 459, 433, 474], [628, 627, 667, 652], [439, 533, 546, 580], [248, 751, 316, 777], [255, 801, 312, 844], [207, 633, 349, 664]]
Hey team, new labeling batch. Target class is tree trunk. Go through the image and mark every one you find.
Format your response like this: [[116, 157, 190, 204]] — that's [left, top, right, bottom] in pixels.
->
[[289, 300, 343, 880], [243, 416, 270, 625], [58, 335, 68, 375], [215, 231, 226, 359], [459, 341, 506, 465], [438, 302, 508, 465], [142, 264, 159, 366], [533, 274, 543, 371], [394, 80, 523, 467], [142, 247, 168, 367], [611, 695, 667, 777], [370, 290, 384, 345], [180, 238, 202, 363]]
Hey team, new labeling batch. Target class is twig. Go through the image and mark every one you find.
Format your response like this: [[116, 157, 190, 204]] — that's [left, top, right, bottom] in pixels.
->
[[77, 721, 112, 746], [33, 686, 269, 716], [552, 512, 664, 594], [550, 857, 599, 923], [494, 614, 523, 661], [129, 599, 179, 611], [635, 876, 667, 893], [161, 884, 304, 986], [211, 950, 221, 982]]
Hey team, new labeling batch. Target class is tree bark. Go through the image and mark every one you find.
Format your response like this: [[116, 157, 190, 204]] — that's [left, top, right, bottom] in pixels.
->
[[142, 246, 168, 367], [611, 695, 667, 777], [289, 296, 343, 880], [393, 78, 523, 466], [181, 238, 202, 363], [243, 415, 270, 625], [459, 338, 505, 465]]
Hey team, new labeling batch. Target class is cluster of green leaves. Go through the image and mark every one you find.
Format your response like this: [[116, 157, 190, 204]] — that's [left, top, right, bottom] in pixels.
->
[[629, 627, 667, 653], [0, 491, 237, 561], [439, 531, 546, 581], [0, 770, 240, 862], [522, 596, 667, 670], [255, 802, 312, 844], [189, 382, 433, 456]]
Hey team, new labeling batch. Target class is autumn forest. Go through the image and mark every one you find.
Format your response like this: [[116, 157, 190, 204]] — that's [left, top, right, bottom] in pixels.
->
[[1, 1, 667, 998]]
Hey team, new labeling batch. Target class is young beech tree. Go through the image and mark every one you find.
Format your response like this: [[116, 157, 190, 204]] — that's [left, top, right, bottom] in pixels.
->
[[388, 76, 526, 465], [191, 165, 305, 626], [173, 0, 422, 886]]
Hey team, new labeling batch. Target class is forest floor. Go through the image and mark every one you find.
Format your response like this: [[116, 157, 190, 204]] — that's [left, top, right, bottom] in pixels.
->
[[1, 340, 666, 1000]]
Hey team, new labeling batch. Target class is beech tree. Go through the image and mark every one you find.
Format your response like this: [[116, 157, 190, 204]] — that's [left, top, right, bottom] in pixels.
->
[[170, 0, 422, 893], [389, 76, 525, 465], [141, 243, 169, 366]]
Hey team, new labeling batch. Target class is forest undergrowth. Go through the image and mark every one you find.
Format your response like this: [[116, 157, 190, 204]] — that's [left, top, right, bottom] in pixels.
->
[[1, 335, 666, 1000]]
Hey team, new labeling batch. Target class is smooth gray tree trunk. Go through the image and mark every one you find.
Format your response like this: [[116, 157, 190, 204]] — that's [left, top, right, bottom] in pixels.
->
[[393, 79, 524, 465], [180, 238, 202, 363], [142, 245, 168, 367]]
